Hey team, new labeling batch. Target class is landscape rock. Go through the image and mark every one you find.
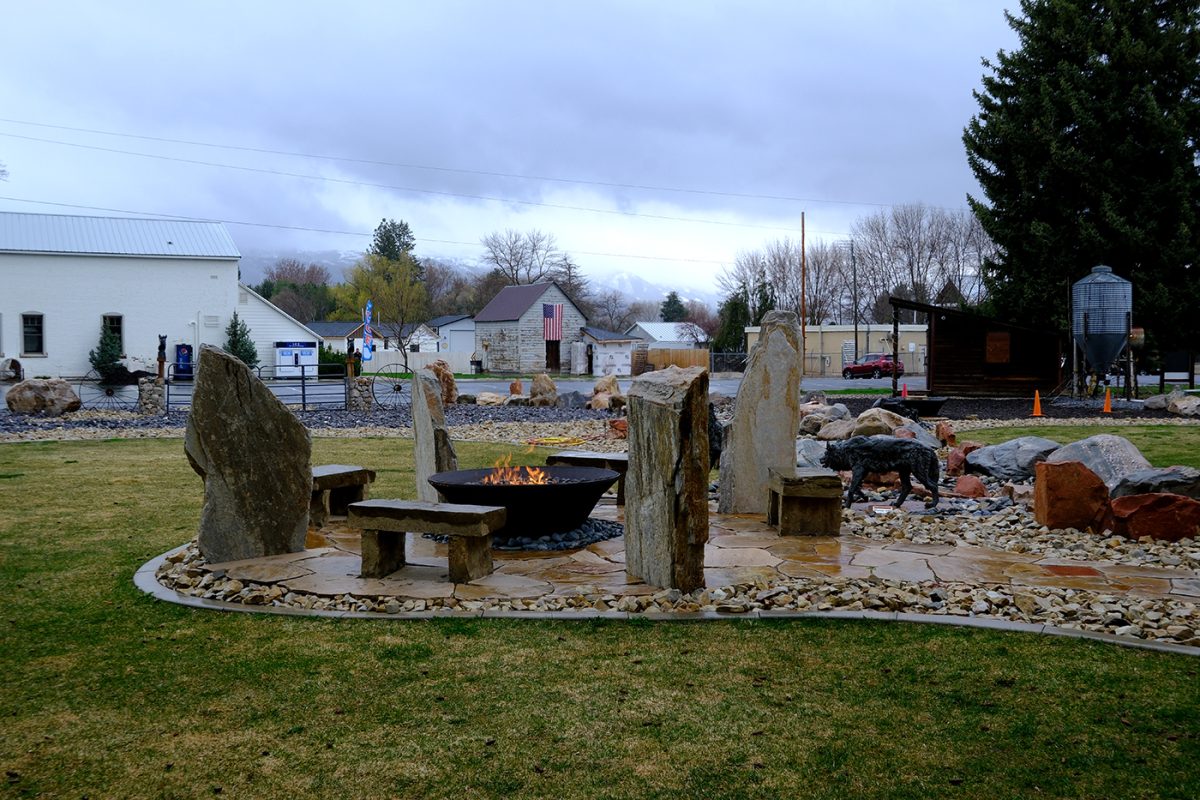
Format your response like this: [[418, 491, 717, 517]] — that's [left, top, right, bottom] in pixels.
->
[[5, 378, 81, 416], [508, 379, 523, 395], [947, 441, 985, 476], [1034, 460, 1110, 532], [795, 438, 827, 468], [476, 392, 505, 406], [1045, 434, 1151, 491], [954, 475, 988, 498], [184, 345, 310, 563], [935, 420, 956, 446], [1112, 465, 1200, 500], [593, 374, 621, 398], [1167, 394, 1200, 416], [427, 360, 458, 406], [1110, 493, 1200, 542], [556, 390, 589, 409], [1143, 392, 1177, 411], [719, 310, 803, 513], [589, 391, 613, 410], [626, 365, 709, 591], [966, 436, 1060, 482], [816, 419, 856, 441], [894, 421, 941, 450], [851, 407, 907, 437], [502, 394, 531, 406], [412, 370, 458, 503], [608, 418, 628, 439], [530, 373, 558, 407]]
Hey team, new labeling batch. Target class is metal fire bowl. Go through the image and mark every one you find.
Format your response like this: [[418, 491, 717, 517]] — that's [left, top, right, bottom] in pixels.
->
[[428, 466, 619, 540]]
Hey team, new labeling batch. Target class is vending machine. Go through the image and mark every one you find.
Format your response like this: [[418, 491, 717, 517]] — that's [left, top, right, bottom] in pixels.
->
[[274, 341, 318, 377]]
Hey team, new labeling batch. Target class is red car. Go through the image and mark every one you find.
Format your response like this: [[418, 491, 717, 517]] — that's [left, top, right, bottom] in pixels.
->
[[842, 353, 904, 379]]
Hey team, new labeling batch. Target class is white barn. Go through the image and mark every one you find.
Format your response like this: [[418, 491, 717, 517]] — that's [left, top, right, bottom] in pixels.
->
[[0, 211, 311, 378], [625, 321, 701, 349]]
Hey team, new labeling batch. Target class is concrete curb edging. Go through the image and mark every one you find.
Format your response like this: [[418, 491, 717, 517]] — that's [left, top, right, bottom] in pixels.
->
[[134, 551, 1200, 656]]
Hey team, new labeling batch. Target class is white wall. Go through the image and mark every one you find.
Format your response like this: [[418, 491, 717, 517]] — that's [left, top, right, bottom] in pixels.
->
[[0, 252, 238, 378], [235, 287, 319, 369], [591, 341, 633, 376], [438, 319, 476, 353], [363, 350, 471, 373]]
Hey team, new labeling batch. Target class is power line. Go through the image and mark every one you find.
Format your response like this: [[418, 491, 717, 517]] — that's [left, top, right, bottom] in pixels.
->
[[0, 195, 740, 265], [0, 116, 925, 210], [3, 131, 844, 235]]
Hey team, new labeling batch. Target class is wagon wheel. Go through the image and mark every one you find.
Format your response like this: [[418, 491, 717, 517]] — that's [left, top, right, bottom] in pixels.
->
[[77, 369, 138, 411], [370, 370, 409, 410]]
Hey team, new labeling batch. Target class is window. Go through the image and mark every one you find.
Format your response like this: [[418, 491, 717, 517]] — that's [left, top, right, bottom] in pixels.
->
[[102, 314, 124, 355], [22, 313, 45, 356]]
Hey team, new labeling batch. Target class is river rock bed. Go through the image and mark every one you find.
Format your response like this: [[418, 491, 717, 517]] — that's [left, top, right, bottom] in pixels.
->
[[424, 518, 625, 552]]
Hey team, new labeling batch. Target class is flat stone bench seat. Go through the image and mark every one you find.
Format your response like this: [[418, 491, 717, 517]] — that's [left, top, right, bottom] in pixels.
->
[[348, 499, 507, 583], [545, 450, 629, 505], [766, 466, 844, 536], [310, 464, 377, 528]]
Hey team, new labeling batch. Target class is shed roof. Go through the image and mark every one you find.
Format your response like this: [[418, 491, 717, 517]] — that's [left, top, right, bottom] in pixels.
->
[[626, 321, 691, 341], [474, 282, 565, 322], [426, 314, 473, 329], [0, 211, 241, 259], [581, 326, 639, 342], [307, 321, 363, 337]]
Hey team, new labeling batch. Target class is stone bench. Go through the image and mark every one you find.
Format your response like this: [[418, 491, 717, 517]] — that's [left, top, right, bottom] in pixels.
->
[[545, 450, 629, 505], [766, 466, 843, 536], [347, 499, 507, 582], [310, 464, 377, 529]]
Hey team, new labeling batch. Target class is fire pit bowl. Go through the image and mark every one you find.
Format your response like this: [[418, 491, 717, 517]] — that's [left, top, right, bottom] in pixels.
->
[[428, 466, 619, 540]]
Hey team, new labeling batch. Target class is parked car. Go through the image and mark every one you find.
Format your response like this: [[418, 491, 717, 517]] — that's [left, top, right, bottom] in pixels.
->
[[842, 353, 904, 379]]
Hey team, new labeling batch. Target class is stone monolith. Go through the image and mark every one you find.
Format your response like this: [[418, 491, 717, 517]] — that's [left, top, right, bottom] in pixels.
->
[[184, 345, 310, 563], [718, 310, 803, 513], [625, 365, 709, 591], [412, 370, 458, 502]]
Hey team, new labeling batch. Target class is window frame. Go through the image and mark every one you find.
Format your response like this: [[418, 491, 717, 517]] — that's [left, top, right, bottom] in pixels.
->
[[102, 313, 125, 357], [21, 312, 45, 357]]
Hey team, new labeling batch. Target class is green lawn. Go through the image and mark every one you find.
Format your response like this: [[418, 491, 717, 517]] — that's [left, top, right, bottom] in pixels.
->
[[964, 424, 1200, 468], [1, 437, 1198, 799]]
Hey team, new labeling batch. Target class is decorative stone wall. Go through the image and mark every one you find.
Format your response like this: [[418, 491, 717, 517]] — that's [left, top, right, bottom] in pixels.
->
[[719, 310, 803, 514], [346, 377, 374, 411], [625, 365, 709, 591], [137, 377, 166, 415]]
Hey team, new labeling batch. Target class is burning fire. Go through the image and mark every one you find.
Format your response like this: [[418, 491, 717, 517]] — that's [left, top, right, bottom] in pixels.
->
[[481, 454, 549, 485]]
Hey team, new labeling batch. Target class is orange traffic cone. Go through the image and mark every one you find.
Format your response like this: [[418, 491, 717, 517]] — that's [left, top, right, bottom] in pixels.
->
[[902, 383, 908, 398], [1102, 387, 1112, 414], [1031, 390, 1043, 417]]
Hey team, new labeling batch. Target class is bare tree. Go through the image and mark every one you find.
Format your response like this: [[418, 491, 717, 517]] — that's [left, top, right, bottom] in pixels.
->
[[424, 259, 477, 317], [550, 255, 594, 318], [270, 287, 316, 323], [625, 300, 662, 327], [803, 239, 846, 324], [592, 288, 632, 331], [266, 258, 331, 286], [683, 300, 719, 344], [479, 228, 572, 284]]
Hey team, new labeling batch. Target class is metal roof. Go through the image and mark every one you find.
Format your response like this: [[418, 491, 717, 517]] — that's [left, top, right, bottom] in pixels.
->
[[0, 211, 240, 259], [581, 326, 638, 342], [426, 314, 473, 329], [626, 321, 692, 341], [307, 321, 363, 337], [474, 282, 558, 322]]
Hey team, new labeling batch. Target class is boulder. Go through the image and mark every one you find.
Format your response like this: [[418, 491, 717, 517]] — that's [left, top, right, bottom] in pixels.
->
[[1110, 493, 1200, 542], [1112, 465, 1200, 500], [184, 345, 310, 564], [508, 379, 524, 396], [1033, 461, 1110, 532], [427, 360, 458, 406], [708, 404, 725, 469], [608, 418, 628, 438], [412, 371, 458, 503], [476, 392, 505, 406], [503, 394, 531, 406], [954, 475, 988, 498], [800, 413, 828, 435], [626, 366, 709, 591], [1168, 394, 1200, 416], [1001, 482, 1035, 506], [894, 421, 941, 450], [966, 436, 1060, 482], [796, 438, 828, 469], [871, 396, 920, 422], [593, 374, 621, 397], [935, 420, 956, 447], [456, 394, 477, 404], [5, 378, 81, 416], [556, 390, 590, 409], [718, 310, 803, 514], [851, 407, 907, 437], [946, 441, 985, 477], [816, 418, 856, 441], [1143, 392, 1178, 411], [1045, 434, 1151, 491], [530, 373, 558, 407], [590, 391, 613, 410]]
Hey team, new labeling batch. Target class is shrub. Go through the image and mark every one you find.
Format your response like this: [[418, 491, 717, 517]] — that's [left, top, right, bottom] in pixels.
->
[[223, 312, 259, 367], [88, 326, 124, 382]]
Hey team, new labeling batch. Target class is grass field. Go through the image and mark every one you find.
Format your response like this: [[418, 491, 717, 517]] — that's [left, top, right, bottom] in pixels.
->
[[964, 424, 1200, 468], [1, 436, 1198, 798]]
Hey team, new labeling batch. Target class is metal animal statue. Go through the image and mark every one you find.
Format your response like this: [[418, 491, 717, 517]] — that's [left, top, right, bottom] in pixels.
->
[[821, 436, 940, 509]]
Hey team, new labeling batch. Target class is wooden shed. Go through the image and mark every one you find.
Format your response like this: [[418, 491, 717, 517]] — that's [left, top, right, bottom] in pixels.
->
[[889, 298, 1064, 397]]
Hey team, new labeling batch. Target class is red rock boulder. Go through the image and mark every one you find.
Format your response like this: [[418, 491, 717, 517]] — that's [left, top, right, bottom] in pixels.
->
[[946, 441, 984, 477], [954, 475, 987, 498], [1110, 493, 1200, 542], [1033, 460, 1110, 532], [935, 421, 957, 447]]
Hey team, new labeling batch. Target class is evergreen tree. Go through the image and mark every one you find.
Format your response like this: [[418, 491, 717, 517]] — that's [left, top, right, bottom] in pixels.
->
[[369, 218, 421, 278], [88, 325, 123, 382], [963, 0, 1200, 349], [660, 291, 688, 322], [713, 292, 752, 352], [223, 312, 260, 367]]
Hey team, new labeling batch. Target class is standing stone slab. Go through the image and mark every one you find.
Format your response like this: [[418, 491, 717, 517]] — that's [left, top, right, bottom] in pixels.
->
[[625, 366, 709, 591], [412, 370, 458, 503], [184, 345, 311, 563], [719, 310, 803, 513]]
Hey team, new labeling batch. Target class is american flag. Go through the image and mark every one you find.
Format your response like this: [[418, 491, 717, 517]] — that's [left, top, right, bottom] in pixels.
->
[[543, 303, 563, 341]]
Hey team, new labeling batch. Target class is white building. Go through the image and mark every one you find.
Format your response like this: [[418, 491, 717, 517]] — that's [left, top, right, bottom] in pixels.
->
[[234, 285, 323, 373], [427, 314, 476, 353], [579, 326, 638, 376], [0, 211, 313, 379], [625, 321, 703, 349]]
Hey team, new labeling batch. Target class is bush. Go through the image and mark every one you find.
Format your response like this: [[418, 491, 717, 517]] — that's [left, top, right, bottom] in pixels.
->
[[223, 312, 259, 367], [88, 326, 124, 382]]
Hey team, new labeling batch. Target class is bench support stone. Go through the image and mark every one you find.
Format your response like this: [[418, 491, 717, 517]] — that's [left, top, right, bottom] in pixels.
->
[[310, 464, 377, 528], [360, 529, 407, 577], [767, 466, 843, 536], [348, 500, 506, 582]]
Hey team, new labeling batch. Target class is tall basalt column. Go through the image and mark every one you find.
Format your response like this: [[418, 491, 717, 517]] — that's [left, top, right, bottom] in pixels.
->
[[412, 369, 458, 502], [185, 345, 311, 563], [625, 365, 709, 592], [719, 310, 803, 514]]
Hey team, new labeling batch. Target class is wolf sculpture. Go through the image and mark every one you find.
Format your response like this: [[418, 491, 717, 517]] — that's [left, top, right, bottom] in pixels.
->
[[821, 435, 940, 509]]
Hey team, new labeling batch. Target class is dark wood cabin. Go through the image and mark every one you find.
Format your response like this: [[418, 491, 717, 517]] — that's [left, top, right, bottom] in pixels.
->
[[889, 298, 1064, 397]]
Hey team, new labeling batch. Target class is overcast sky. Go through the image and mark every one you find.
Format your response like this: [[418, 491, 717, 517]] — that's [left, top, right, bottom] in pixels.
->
[[0, 1, 1018, 294]]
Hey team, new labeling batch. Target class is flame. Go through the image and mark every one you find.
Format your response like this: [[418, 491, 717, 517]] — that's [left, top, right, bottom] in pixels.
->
[[481, 454, 550, 485]]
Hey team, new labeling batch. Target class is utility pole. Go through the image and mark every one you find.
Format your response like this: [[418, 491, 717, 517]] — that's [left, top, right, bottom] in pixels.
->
[[850, 240, 858, 361], [800, 212, 807, 372]]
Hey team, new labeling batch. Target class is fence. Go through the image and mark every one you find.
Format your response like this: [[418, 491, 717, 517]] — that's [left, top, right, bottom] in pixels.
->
[[644, 348, 709, 371], [362, 350, 472, 374], [166, 362, 348, 411]]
